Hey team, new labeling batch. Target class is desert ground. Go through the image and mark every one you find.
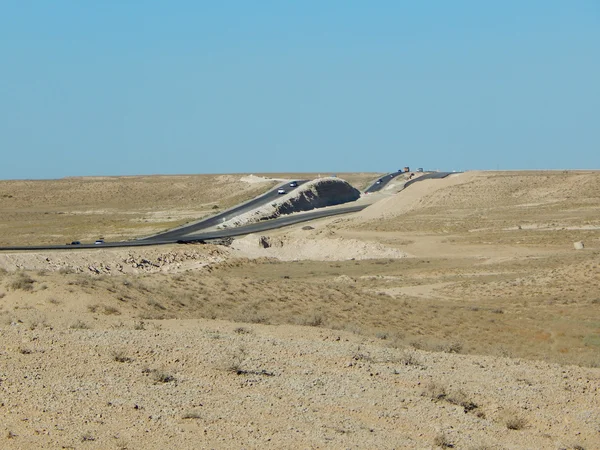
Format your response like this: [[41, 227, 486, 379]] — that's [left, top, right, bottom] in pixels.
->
[[0, 170, 599, 449]]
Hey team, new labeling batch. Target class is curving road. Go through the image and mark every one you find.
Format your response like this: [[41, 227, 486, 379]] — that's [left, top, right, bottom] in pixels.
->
[[0, 171, 460, 251], [140, 180, 308, 241], [0, 204, 368, 251], [364, 171, 457, 193], [364, 171, 405, 193]]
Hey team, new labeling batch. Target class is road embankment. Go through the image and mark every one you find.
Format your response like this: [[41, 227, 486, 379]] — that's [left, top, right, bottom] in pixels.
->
[[218, 177, 361, 228]]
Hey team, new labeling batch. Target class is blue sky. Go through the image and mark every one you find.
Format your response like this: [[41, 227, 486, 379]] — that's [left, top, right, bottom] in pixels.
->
[[1, 1, 598, 179]]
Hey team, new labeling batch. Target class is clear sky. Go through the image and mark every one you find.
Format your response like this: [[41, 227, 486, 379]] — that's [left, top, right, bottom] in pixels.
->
[[1, 1, 599, 179]]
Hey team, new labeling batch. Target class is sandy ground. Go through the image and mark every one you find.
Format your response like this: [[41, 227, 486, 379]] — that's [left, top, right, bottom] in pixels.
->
[[0, 170, 599, 449]]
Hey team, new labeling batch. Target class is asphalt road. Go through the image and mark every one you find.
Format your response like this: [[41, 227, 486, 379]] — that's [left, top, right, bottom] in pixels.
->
[[364, 171, 406, 193], [0, 172, 460, 251], [0, 204, 368, 251], [140, 180, 308, 241], [364, 171, 457, 193], [404, 171, 457, 188]]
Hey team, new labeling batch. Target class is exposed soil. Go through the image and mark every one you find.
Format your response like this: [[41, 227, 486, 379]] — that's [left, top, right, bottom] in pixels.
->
[[0, 170, 599, 449]]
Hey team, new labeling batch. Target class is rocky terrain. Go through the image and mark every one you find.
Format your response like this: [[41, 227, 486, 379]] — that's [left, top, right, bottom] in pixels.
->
[[0, 170, 599, 449]]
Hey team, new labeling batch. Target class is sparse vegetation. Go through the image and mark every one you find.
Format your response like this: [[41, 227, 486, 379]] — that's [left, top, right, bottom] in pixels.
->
[[9, 272, 35, 291], [69, 320, 90, 330], [112, 350, 133, 363], [505, 415, 528, 430], [375, 331, 389, 340], [499, 408, 528, 430], [443, 342, 463, 354], [424, 382, 448, 401], [445, 389, 479, 413], [28, 317, 48, 330], [182, 410, 202, 419], [398, 351, 423, 367], [234, 326, 252, 334], [152, 369, 176, 384], [0, 171, 599, 447], [81, 432, 95, 442], [302, 313, 323, 327], [103, 305, 121, 315], [433, 432, 454, 448], [147, 298, 167, 310], [227, 348, 246, 374], [424, 383, 479, 413]]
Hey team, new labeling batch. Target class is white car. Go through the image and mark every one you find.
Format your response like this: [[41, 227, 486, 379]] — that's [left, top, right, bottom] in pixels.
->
[[94, 239, 105, 245], [277, 189, 286, 195], [289, 181, 298, 187]]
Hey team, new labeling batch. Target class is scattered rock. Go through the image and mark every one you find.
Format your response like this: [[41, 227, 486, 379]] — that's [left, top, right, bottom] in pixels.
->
[[205, 237, 233, 246], [258, 236, 284, 249], [573, 241, 584, 250], [334, 275, 356, 283]]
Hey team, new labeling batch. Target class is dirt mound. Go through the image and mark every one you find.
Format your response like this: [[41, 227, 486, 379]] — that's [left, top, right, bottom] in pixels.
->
[[346, 170, 600, 237], [220, 178, 360, 228], [231, 233, 408, 261], [355, 172, 476, 222]]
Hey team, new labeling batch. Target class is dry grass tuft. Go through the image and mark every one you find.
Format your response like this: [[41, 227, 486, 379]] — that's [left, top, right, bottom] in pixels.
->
[[226, 347, 247, 374], [9, 272, 35, 291], [398, 351, 423, 367], [69, 320, 90, 330], [302, 313, 324, 327], [499, 409, 528, 430], [234, 326, 252, 334], [103, 305, 121, 315], [424, 383, 479, 413], [112, 350, 133, 363], [152, 369, 176, 384], [182, 410, 202, 419], [505, 416, 528, 430], [424, 382, 448, 401], [433, 432, 454, 448], [81, 432, 95, 442]]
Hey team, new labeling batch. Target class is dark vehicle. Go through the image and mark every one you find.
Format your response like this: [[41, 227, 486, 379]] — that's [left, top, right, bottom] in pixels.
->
[[70, 241, 81, 245], [376, 179, 383, 184], [289, 181, 298, 187]]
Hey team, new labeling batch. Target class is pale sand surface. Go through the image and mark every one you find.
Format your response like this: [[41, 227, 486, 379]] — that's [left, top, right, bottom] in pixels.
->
[[0, 170, 599, 449]]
